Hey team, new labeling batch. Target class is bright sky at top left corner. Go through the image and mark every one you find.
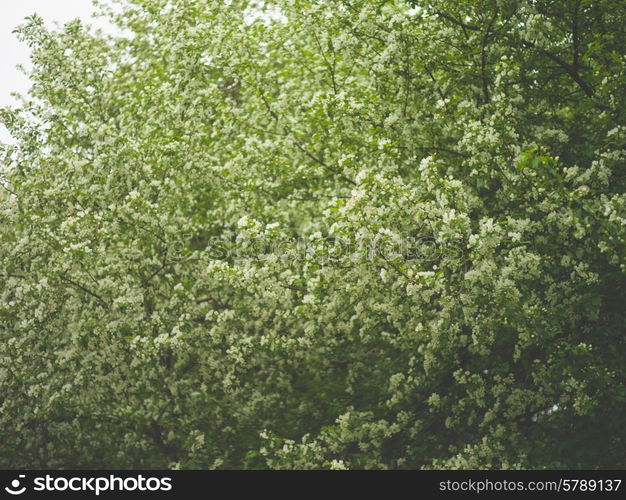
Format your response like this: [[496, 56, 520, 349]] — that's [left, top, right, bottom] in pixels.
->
[[0, 0, 118, 143]]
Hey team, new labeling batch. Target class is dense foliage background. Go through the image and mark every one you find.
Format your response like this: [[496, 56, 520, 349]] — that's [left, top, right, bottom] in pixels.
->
[[1, 0, 625, 469]]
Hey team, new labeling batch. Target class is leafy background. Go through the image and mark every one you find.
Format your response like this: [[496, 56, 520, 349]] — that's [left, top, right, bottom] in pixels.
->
[[0, 0, 625, 469]]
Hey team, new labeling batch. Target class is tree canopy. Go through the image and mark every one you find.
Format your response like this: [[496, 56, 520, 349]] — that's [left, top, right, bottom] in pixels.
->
[[1, 0, 625, 469]]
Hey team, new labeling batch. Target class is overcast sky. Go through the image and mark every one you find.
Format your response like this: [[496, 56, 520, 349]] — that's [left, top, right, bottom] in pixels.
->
[[0, 1, 114, 143]]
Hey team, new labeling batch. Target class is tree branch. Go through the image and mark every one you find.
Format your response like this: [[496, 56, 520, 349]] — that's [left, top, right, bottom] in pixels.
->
[[59, 274, 110, 308], [437, 11, 481, 32]]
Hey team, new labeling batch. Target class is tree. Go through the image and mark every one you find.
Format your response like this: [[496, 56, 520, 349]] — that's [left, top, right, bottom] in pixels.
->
[[1, 0, 625, 469]]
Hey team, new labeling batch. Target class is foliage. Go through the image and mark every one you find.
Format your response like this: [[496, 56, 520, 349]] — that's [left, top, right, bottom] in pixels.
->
[[1, 0, 625, 469]]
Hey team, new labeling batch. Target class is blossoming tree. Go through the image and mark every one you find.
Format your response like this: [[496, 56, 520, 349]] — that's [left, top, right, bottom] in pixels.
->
[[1, 0, 625, 469]]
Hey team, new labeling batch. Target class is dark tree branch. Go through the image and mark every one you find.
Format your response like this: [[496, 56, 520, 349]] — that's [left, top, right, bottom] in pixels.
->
[[520, 40, 610, 112], [572, 0, 581, 73], [59, 274, 110, 308], [437, 11, 481, 32], [0, 273, 27, 279], [480, 11, 499, 106]]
